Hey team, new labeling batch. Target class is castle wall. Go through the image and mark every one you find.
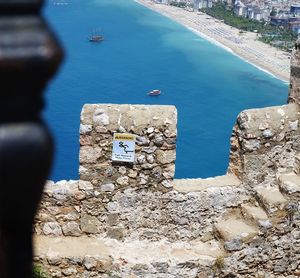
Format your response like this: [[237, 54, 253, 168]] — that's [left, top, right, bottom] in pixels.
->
[[289, 47, 300, 104], [34, 176, 246, 241], [34, 101, 300, 278], [79, 104, 177, 191], [228, 103, 300, 185], [34, 57, 300, 277], [35, 105, 253, 242]]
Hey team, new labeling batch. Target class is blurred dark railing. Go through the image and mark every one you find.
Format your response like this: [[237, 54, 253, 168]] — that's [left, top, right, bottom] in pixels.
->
[[0, 1, 63, 277]]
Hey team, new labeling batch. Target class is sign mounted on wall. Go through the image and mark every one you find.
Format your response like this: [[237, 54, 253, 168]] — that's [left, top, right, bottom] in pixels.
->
[[112, 133, 136, 163]]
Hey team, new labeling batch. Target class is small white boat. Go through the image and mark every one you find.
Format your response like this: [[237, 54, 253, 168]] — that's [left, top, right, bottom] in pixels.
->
[[89, 35, 104, 42], [88, 29, 104, 42], [147, 89, 161, 96]]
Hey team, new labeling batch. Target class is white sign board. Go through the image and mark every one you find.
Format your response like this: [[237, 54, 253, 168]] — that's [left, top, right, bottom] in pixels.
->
[[112, 133, 136, 163]]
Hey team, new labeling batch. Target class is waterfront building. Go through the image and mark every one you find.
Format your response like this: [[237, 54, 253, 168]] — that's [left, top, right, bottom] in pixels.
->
[[291, 4, 300, 16], [155, 0, 170, 3], [245, 5, 263, 20], [289, 20, 300, 34], [234, 0, 246, 16], [270, 14, 289, 26], [195, 0, 212, 9]]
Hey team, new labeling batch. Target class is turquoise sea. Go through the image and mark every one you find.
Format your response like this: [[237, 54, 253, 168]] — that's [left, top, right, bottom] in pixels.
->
[[44, 0, 288, 181]]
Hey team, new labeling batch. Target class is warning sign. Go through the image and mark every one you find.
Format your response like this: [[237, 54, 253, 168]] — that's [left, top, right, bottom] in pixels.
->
[[112, 133, 136, 163]]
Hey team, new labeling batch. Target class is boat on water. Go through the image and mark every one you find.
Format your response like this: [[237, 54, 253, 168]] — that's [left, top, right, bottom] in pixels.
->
[[89, 30, 104, 42], [148, 89, 161, 96], [89, 35, 104, 42]]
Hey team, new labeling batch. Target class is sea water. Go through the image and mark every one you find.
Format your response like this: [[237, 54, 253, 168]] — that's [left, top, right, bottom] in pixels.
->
[[43, 0, 288, 181]]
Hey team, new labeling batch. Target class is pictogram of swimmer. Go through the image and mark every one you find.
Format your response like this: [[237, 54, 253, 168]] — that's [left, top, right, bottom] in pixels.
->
[[119, 142, 134, 154]]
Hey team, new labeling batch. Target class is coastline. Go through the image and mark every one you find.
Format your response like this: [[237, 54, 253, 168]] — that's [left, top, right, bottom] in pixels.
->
[[134, 0, 290, 82]]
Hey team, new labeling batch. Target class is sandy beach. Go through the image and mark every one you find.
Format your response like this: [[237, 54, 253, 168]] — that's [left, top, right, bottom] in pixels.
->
[[135, 0, 290, 82]]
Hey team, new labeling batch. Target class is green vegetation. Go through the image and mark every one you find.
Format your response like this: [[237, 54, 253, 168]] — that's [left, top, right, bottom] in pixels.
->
[[201, 2, 297, 51], [33, 265, 49, 278], [201, 3, 264, 32], [212, 256, 225, 272], [169, 1, 187, 8]]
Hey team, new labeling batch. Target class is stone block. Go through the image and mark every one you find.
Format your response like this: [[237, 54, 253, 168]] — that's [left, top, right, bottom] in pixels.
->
[[80, 215, 101, 234], [278, 173, 300, 195], [241, 203, 268, 223], [107, 213, 119, 226], [79, 180, 94, 191], [100, 183, 115, 192], [214, 218, 258, 243], [106, 227, 124, 240], [156, 150, 176, 165], [43, 222, 62, 236], [62, 221, 81, 237], [79, 146, 102, 164], [255, 185, 288, 213]]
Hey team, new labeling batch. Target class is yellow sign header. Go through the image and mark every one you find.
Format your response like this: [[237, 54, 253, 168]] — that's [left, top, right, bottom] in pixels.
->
[[114, 133, 135, 141]]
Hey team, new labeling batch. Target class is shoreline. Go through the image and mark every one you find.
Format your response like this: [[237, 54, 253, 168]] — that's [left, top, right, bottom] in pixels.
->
[[186, 25, 284, 82], [134, 0, 290, 82]]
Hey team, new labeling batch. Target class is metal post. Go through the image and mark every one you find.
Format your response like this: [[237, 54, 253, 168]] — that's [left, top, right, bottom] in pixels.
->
[[0, 1, 63, 277]]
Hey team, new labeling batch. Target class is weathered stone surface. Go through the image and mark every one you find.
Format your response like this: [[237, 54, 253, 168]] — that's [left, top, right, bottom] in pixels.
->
[[263, 129, 273, 138], [278, 173, 300, 195], [80, 124, 93, 135], [224, 237, 243, 251], [34, 236, 222, 277], [62, 267, 77, 276], [106, 201, 119, 213], [106, 227, 124, 240], [142, 146, 157, 154], [83, 256, 98, 270], [43, 222, 62, 236], [214, 218, 258, 243], [116, 176, 129, 186], [44, 180, 78, 202], [161, 180, 173, 189], [79, 146, 102, 164], [128, 170, 138, 178], [163, 164, 175, 179], [228, 103, 299, 183], [243, 139, 261, 151], [80, 135, 93, 146], [106, 213, 119, 226], [36, 178, 250, 242], [151, 166, 162, 180], [156, 150, 176, 164], [93, 108, 110, 126], [79, 104, 177, 192], [174, 174, 241, 192], [78, 180, 93, 191], [136, 154, 146, 164], [62, 222, 81, 237], [241, 203, 268, 222], [289, 120, 298, 130], [154, 134, 164, 146], [100, 183, 115, 192], [255, 185, 288, 213], [136, 136, 149, 146], [80, 215, 101, 234]]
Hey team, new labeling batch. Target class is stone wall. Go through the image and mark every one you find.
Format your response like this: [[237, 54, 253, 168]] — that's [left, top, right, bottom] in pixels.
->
[[34, 175, 246, 241], [219, 217, 300, 278], [34, 174, 300, 278], [34, 45, 300, 278], [79, 104, 177, 192], [228, 103, 300, 185], [34, 98, 300, 277], [289, 47, 300, 104]]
